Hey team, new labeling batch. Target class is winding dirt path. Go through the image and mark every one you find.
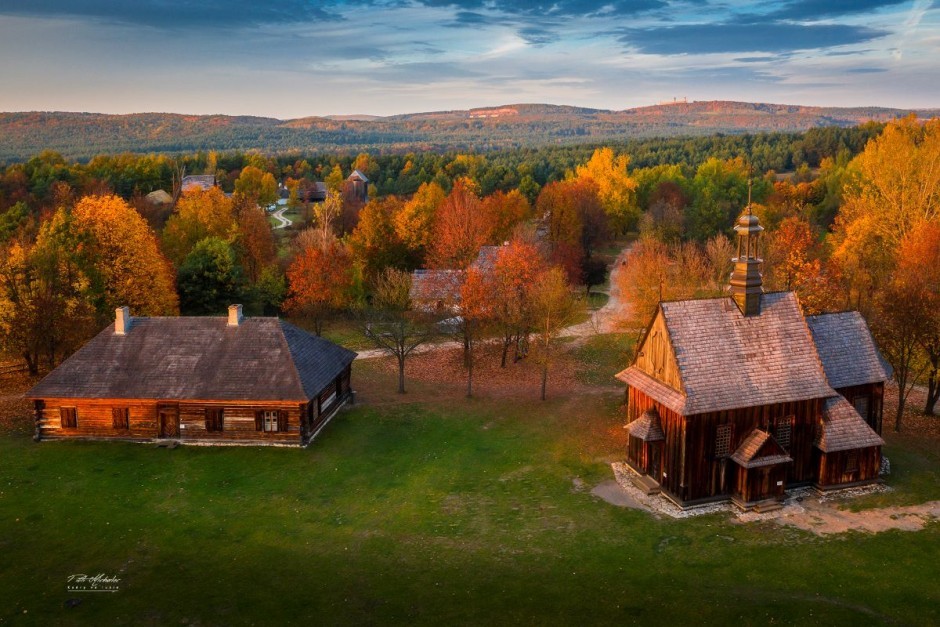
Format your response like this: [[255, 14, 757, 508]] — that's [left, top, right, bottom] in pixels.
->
[[272, 207, 292, 229]]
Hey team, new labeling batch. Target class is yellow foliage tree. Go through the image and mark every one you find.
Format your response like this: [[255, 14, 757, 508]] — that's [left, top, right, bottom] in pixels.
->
[[70, 194, 179, 316], [574, 147, 640, 233], [162, 187, 236, 266], [394, 181, 446, 259]]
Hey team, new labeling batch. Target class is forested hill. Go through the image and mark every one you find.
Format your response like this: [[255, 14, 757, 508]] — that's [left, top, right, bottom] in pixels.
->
[[2, 101, 937, 162]]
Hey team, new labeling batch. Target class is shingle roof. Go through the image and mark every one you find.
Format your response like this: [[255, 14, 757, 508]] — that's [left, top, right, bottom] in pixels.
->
[[816, 396, 885, 452], [806, 311, 893, 389], [180, 175, 216, 192], [615, 367, 687, 415], [660, 293, 834, 415], [410, 269, 464, 304], [27, 317, 355, 402], [625, 408, 665, 441], [470, 245, 503, 273], [731, 429, 792, 468]]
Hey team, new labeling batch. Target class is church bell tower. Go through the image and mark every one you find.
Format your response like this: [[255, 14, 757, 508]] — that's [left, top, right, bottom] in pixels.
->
[[729, 200, 764, 316]]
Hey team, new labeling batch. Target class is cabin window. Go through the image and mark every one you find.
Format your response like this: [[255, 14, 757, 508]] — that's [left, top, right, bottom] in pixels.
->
[[111, 407, 129, 430], [774, 416, 793, 451], [263, 410, 280, 432], [205, 408, 224, 432], [845, 450, 859, 473], [853, 396, 870, 419], [60, 407, 77, 428], [321, 391, 337, 411], [715, 424, 733, 458]]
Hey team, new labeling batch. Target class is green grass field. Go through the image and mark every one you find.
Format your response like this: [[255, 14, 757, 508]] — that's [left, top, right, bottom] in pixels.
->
[[1, 343, 938, 625]]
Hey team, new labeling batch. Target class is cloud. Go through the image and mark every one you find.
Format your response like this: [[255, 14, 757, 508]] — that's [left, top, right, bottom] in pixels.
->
[[620, 22, 890, 55], [767, 0, 910, 21], [0, 0, 339, 29]]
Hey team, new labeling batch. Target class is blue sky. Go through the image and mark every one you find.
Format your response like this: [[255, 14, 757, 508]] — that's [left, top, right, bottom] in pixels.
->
[[0, 0, 936, 117]]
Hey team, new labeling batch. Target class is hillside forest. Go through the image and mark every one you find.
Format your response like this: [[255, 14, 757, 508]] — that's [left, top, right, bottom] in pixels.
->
[[0, 118, 937, 424]]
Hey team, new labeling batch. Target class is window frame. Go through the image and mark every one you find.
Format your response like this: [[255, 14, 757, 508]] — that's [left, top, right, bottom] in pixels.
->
[[205, 408, 224, 432], [774, 415, 794, 451], [60, 406, 77, 429], [714, 423, 734, 458], [263, 410, 280, 433], [112, 407, 129, 430], [845, 450, 859, 474]]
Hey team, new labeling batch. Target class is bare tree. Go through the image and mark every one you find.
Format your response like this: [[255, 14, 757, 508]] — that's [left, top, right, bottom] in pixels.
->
[[360, 268, 435, 394]]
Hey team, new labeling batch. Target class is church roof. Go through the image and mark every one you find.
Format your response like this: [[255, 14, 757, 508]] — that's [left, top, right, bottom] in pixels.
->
[[625, 408, 665, 441], [27, 317, 356, 403], [806, 311, 893, 389], [815, 396, 885, 453], [617, 292, 834, 416]]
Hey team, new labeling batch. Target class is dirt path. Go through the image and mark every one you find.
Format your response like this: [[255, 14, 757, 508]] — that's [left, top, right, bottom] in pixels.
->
[[562, 244, 634, 338], [272, 207, 292, 229], [356, 243, 636, 360]]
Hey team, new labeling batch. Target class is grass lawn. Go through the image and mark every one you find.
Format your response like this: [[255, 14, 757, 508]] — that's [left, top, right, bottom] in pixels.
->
[[1, 350, 937, 625]]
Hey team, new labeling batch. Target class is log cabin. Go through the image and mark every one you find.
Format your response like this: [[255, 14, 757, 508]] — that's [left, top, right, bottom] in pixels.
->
[[26, 305, 356, 447], [616, 209, 890, 511]]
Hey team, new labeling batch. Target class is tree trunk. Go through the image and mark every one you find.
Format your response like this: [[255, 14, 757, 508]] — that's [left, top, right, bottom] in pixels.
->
[[397, 354, 406, 394], [23, 351, 38, 376], [540, 363, 548, 401], [925, 350, 939, 416], [466, 347, 474, 398], [314, 318, 323, 337], [500, 335, 511, 368]]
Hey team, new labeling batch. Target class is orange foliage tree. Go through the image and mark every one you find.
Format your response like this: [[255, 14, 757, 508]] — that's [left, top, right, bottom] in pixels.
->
[[457, 267, 496, 398], [491, 239, 544, 367], [530, 266, 579, 400], [427, 179, 492, 270], [284, 239, 354, 336], [481, 189, 531, 243]]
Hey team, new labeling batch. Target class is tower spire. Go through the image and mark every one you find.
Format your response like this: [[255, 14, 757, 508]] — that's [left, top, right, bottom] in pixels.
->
[[728, 200, 764, 316]]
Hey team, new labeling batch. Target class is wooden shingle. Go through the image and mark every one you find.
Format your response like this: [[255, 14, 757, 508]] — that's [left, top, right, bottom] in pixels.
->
[[730, 429, 792, 468], [26, 317, 356, 403], [815, 396, 885, 452], [806, 311, 892, 389], [626, 408, 665, 441]]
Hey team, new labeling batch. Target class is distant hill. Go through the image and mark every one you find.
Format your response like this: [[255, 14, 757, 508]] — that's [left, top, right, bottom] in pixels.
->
[[1, 101, 937, 162]]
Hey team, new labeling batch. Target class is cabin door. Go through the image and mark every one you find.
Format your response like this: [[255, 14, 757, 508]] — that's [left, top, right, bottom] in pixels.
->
[[158, 407, 179, 438], [649, 443, 662, 482]]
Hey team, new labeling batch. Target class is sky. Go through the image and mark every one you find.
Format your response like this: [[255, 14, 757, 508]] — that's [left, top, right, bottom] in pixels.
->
[[0, 0, 937, 118]]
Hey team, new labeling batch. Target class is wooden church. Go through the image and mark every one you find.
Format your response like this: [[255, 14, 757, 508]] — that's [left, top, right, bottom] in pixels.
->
[[616, 209, 890, 510]]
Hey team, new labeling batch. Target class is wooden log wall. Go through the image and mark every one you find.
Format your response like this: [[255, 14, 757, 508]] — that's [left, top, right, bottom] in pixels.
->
[[627, 387, 822, 504], [816, 446, 881, 487], [36, 398, 305, 445]]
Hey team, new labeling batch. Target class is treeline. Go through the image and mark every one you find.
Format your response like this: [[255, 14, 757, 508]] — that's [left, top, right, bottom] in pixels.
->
[[0, 125, 882, 218]]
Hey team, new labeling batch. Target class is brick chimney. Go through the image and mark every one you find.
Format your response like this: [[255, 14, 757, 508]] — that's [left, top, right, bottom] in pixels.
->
[[115, 306, 131, 335], [227, 304, 243, 327]]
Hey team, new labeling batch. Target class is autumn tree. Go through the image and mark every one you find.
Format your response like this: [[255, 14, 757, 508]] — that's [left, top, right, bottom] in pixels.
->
[[234, 199, 276, 283], [456, 267, 495, 397], [832, 115, 940, 311], [162, 187, 236, 266], [348, 196, 409, 279], [763, 217, 835, 314], [70, 194, 178, 317], [894, 222, 940, 416], [234, 165, 278, 207], [394, 181, 445, 264], [530, 267, 579, 400], [284, 239, 354, 336], [574, 147, 640, 233], [313, 189, 343, 242], [687, 157, 755, 242], [0, 233, 95, 373], [177, 237, 245, 315], [537, 179, 605, 285], [491, 239, 544, 367], [639, 181, 687, 243], [360, 268, 435, 394], [481, 189, 531, 243], [427, 179, 492, 270]]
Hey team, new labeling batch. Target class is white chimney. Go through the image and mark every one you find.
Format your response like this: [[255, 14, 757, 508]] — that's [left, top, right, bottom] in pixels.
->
[[115, 306, 131, 335], [227, 304, 243, 327]]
